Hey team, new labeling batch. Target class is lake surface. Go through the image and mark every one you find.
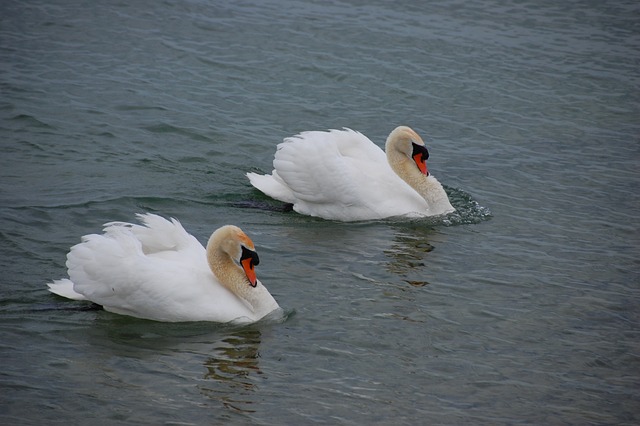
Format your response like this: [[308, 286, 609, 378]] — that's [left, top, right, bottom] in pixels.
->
[[1, 0, 639, 424]]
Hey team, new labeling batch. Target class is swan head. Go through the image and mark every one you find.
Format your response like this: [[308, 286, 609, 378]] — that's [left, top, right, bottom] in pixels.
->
[[208, 225, 260, 288], [386, 126, 430, 176]]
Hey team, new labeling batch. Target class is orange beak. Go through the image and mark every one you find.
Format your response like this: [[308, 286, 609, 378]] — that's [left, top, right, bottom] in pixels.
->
[[241, 257, 257, 287], [413, 153, 428, 175]]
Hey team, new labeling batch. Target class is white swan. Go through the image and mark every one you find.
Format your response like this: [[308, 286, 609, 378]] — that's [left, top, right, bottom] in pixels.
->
[[47, 214, 280, 323], [247, 126, 455, 221]]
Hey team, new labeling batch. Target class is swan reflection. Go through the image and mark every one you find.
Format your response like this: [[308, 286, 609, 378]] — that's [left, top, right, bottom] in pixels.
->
[[199, 327, 262, 413], [384, 225, 437, 286]]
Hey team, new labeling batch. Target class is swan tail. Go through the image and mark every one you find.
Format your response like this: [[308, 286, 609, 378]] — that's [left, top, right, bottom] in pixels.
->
[[47, 279, 87, 301], [247, 172, 296, 203]]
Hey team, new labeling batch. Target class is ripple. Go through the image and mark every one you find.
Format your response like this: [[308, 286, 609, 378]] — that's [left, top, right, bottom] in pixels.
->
[[9, 114, 56, 130], [442, 186, 492, 226]]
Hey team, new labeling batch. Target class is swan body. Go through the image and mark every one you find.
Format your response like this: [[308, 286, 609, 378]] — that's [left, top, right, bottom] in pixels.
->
[[47, 214, 280, 323], [247, 126, 455, 221]]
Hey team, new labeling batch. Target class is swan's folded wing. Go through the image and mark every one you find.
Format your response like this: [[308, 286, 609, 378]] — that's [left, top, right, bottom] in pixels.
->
[[103, 213, 200, 256], [331, 128, 387, 163], [67, 230, 147, 304], [272, 129, 380, 206], [65, 229, 218, 321]]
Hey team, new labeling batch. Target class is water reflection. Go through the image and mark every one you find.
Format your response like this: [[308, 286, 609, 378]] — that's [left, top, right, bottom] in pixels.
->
[[384, 235, 434, 285], [274, 217, 442, 288], [384, 223, 440, 286], [67, 317, 268, 416], [199, 328, 262, 413]]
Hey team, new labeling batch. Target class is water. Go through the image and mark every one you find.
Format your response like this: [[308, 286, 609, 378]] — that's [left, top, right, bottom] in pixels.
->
[[1, 0, 639, 424]]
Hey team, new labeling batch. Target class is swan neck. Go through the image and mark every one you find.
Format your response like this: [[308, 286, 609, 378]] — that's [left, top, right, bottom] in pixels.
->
[[207, 238, 276, 318], [386, 146, 425, 194], [387, 146, 454, 215]]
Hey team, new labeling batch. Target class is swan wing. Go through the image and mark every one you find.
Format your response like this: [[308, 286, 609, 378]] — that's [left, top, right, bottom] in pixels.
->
[[102, 213, 200, 256], [275, 129, 368, 202]]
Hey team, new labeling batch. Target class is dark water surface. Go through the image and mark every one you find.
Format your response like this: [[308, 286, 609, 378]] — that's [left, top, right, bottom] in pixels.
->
[[1, 0, 639, 424]]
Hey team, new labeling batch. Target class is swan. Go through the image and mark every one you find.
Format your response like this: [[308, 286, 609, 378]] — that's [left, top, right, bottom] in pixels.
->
[[47, 213, 280, 323], [247, 126, 455, 221]]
